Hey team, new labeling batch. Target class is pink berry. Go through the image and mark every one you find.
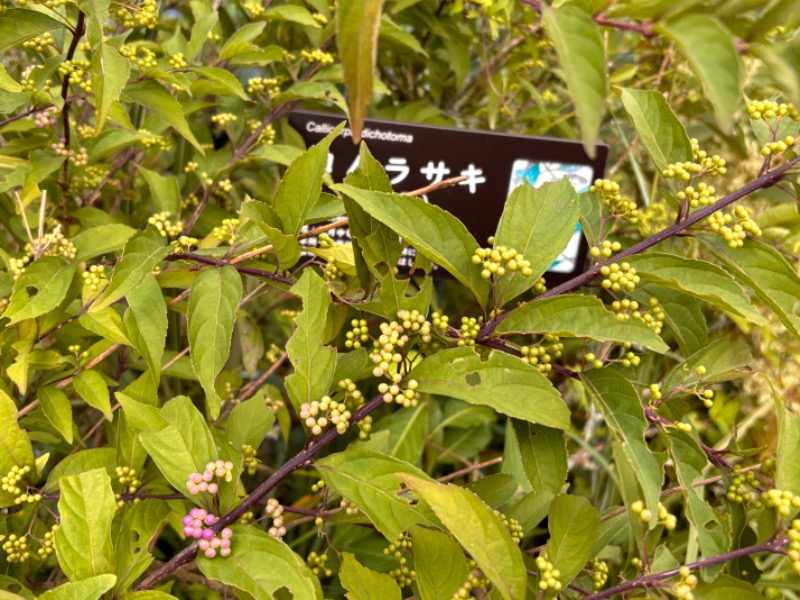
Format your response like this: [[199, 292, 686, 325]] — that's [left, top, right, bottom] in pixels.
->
[[202, 528, 215, 540], [192, 527, 203, 539], [190, 508, 201, 518], [216, 460, 224, 468], [202, 471, 213, 482], [220, 547, 231, 557], [183, 526, 193, 537], [198, 482, 209, 492], [204, 514, 217, 526], [191, 473, 203, 483], [205, 548, 216, 559], [206, 462, 215, 472], [221, 528, 232, 539], [208, 483, 218, 494], [220, 538, 231, 549], [182, 516, 193, 526], [188, 484, 198, 495], [198, 539, 210, 550], [210, 537, 221, 548]]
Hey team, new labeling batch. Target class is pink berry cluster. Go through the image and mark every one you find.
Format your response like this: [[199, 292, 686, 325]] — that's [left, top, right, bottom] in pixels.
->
[[266, 498, 287, 539], [181, 508, 233, 558], [186, 460, 234, 495]]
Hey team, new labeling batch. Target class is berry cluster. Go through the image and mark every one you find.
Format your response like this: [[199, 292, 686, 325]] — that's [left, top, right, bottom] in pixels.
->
[[706, 205, 762, 248], [471, 245, 533, 279], [662, 139, 727, 181], [727, 465, 759, 504], [185, 460, 234, 495], [23, 32, 55, 51], [148, 211, 184, 239], [378, 379, 420, 408], [370, 320, 408, 376], [2, 465, 31, 496], [746, 99, 799, 121], [58, 59, 92, 92], [384, 533, 416, 587], [241, 444, 259, 476], [674, 566, 698, 600], [344, 318, 370, 349], [609, 297, 665, 334], [318, 232, 335, 248], [323, 256, 339, 281], [114, 466, 141, 507], [211, 113, 237, 126], [300, 49, 335, 65], [1, 534, 31, 563], [591, 558, 609, 590], [247, 76, 283, 99], [520, 335, 563, 373], [266, 498, 286, 539], [300, 394, 353, 436], [457, 316, 482, 346], [307, 551, 333, 577], [82, 264, 107, 292], [600, 262, 640, 292], [181, 508, 232, 558], [212, 218, 240, 243], [137, 128, 171, 150], [589, 240, 622, 260], [174, 235, 198, 252], [431, 311, 450, 333], [36, 527, 57, 559], [340, 498, 360, 515], [115, 0, 158, 29], [33, 106, 58, 128], [589, 179, 639, 222], [398, 309, 434, 343], [169, 52, 188, 69], [761, 136, 795, 156], [676, 182, 716, 209], [761, 488, 800, 516], [452, 562, 490, 599], [120, 45, 158, 69], [788, 519, 800, 575], [494, 510, 523, 543], [534, 555, 562, 591]]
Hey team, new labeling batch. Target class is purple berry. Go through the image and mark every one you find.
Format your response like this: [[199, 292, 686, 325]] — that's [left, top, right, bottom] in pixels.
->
[[205, 514, 217, 526], [220, 538, 231, 549], [192, 527, 203, 539], [202, 528, 215, 540], [182, 515, 193, 526]]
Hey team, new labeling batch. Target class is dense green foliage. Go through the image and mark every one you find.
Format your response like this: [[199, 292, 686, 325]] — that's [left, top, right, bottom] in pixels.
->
[[1, 0, 800, 598]]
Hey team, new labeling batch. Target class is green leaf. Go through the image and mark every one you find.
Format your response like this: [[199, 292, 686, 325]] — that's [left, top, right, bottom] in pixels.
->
[[196, 526, 322, 599], [656, 15, 741, 132], [702, 237, 800, 339], [372, 402, 428, 464], [72, 223, 137, 262], [0, 9, 66, 53], [496, 295, 668, 353], [286, 270, 337, 412], [381, 14, 428, 56], [76, 0, 110, 46], [54, 469, 116, 581], [73, 371, 112, 420], [3, 257, 74, 325], [625, 253, 764, 324], [775, 395, 800, 497], [644, 285, 708, 356], [91, 44, 129, 134], [224, 392, 275, 450], [124, 273, 168, 384], [340, 552, 401, 600], [139, 167, 181, 215], [542, 4, 607, 155], [123, 81, 204, 153], [546, 494, 600, 587], [337, 0, 385, 142], [695, 574, 765, 600], [92, 229, 170, 312], [493, 179, 580, 303], [410, 348, 569, 429], [333, 184, 489, 304], [37, 575, 116, 600], [667, 431, 729, 563], [188, 266, 243, 418], [240, 199, 301, 270], [39, 387, 73, 444], [618, 88, 693, 172], [513, 420, 567, 496], [316, 448, 438, 539], [187, 13, 219, 61], [467, 474, 518, 508], [192, 66, 248, 101], [753, 43, 800, 106], [219, 22, 266, 60], [662, 336, 753, 392], [45, 448, 116, 492], [274, 124, 344, 237], [582, 369, 663, 521], [0, 389, 34, 507], [264, 4, 321, 26], [138, 396, 216, 503], [113, 500, 171, 593], [399, 475, 527, 600], [410, 526, 470, 600]]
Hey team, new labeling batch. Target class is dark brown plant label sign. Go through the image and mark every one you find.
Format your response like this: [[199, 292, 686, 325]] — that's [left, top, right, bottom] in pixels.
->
[[289, 110, 608, 284]]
